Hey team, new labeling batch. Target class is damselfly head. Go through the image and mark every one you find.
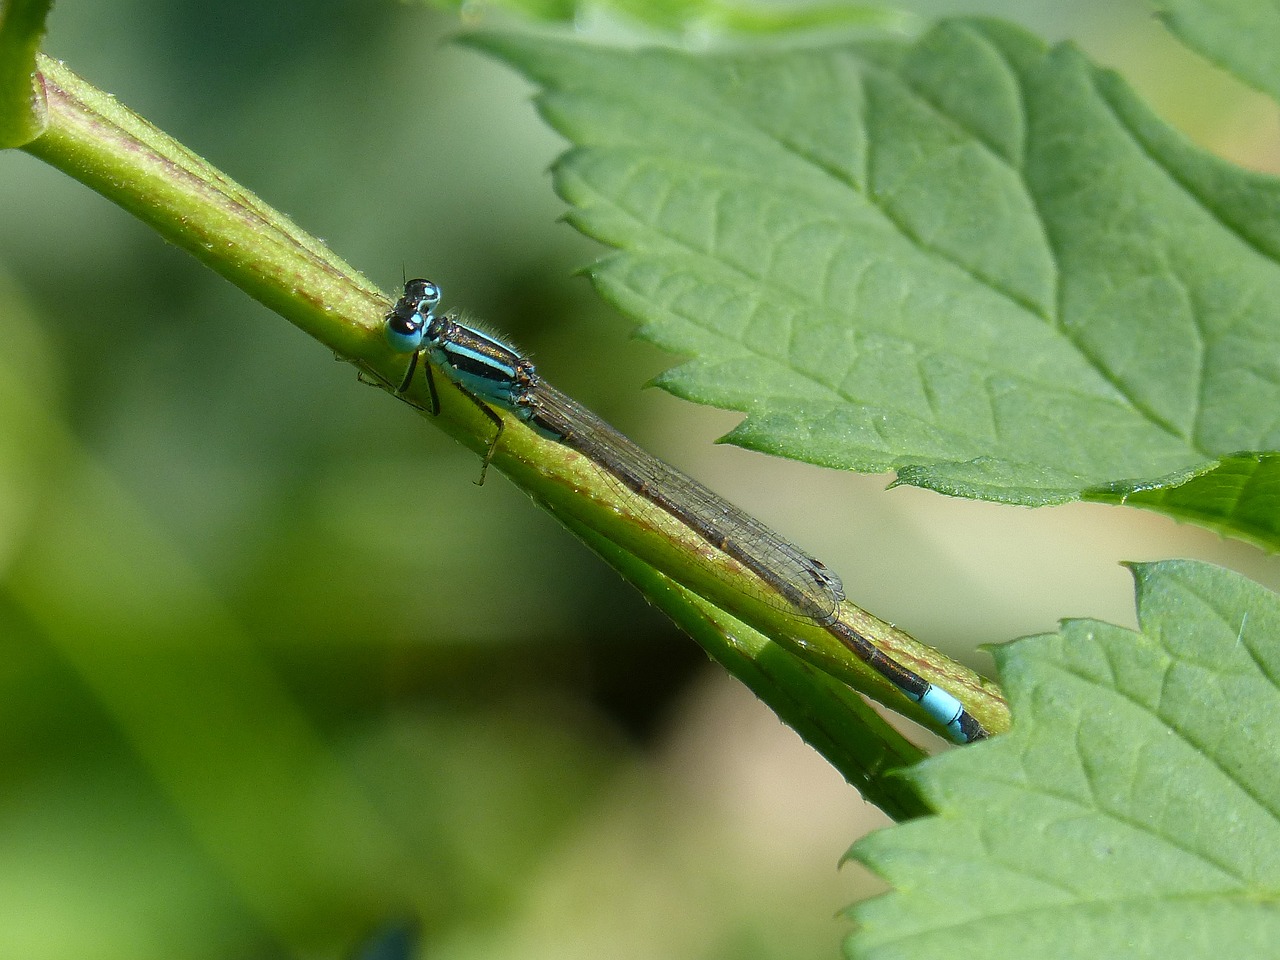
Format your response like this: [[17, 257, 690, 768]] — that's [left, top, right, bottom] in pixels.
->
[[385, 278, 444, 353]]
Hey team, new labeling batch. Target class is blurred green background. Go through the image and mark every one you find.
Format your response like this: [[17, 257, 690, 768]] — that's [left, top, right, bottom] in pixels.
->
[[2, 1, 1279, 958]]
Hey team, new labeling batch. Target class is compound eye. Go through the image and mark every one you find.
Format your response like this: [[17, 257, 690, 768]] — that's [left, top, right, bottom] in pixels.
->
[[406, 278, 442, 312], [384, 307, 426, 354]]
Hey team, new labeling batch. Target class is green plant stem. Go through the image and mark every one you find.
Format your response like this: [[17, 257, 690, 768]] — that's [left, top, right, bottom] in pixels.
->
[[23, 56, 386, 360], [478, 398, 1008, 740], [0, 0, 50, 147], [564, 514, 932, 820], [18, 54, 1008, 761]]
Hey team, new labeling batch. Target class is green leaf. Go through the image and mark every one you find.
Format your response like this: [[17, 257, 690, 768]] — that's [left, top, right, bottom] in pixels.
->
[[845, 559, 1280, 958], [1149, 0, 1280, 101], [1086, 453, 1280, 551], [417, 0, 912, 35], [466, 20, 1280, 527]]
